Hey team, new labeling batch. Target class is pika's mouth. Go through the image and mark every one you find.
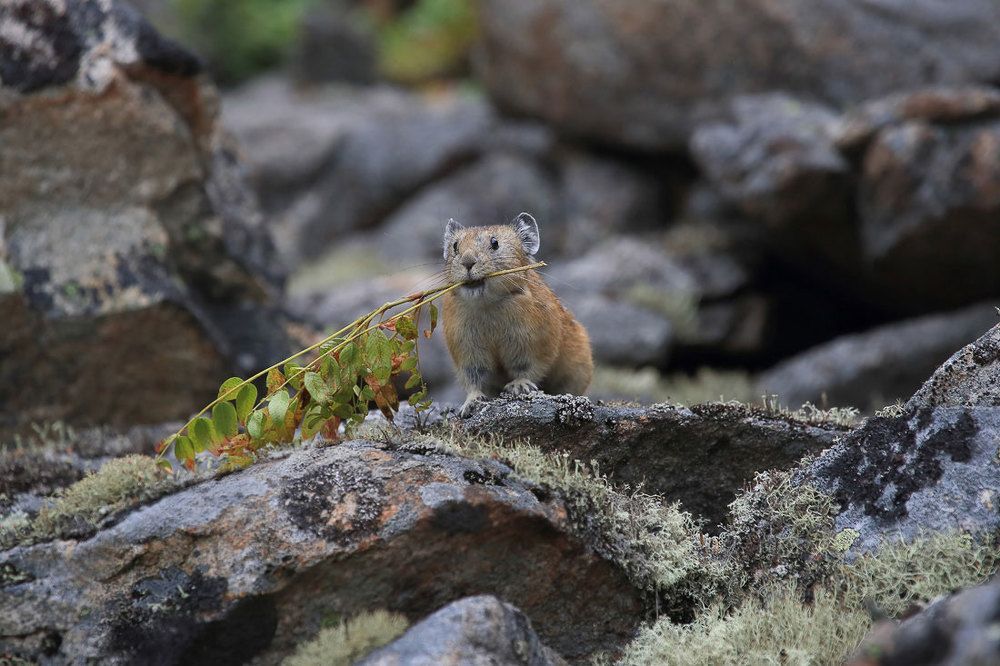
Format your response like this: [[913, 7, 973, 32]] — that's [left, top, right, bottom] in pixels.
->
[[462, 279, 485, 289]]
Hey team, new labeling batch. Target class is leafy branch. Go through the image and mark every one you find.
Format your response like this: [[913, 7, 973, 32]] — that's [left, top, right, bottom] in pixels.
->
[[155, 262, 546, 472]]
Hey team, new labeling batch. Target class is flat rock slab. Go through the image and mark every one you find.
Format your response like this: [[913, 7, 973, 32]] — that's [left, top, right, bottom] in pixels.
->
[[458, 394, 844, 527], [0, 442, 643, 664]]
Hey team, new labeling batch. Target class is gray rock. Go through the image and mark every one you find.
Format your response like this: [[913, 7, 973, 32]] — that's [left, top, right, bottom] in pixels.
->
[[908, 322, 1000, 410], [475, 0, 1000, 150], [803, 407, 1000, 554], [222, 79, 495, 261], [849, 579, 1000, 666], [359, 595, 566, 666], [0, 442, 647, 663], [759, 304, 999, 411], [561, 293, 672, 367], [375, 154, 558, 263], [290, 2, 377, 85], [549, 237, 698, 297], [459, 394, 844, 526], [0, 0, 290, 435]]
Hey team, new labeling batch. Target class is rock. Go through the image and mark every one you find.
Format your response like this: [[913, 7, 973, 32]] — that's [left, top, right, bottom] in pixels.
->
[[374, 154, 558, 263], [557, 150, 664, 257], [359, 595, 566, 666], [290, 2, 377, 85], [758, 303, 999, 411], [0, 0, 290, 435], [221, 79, 554, 262], [475, 0, 1000, 150], [802, 407, 1000, 554], [0, 441, 647, 663], [907, 322, 1000, 410], [856, 106, 1000, 310], [560, 293, 673, 367], [690, 95, 858, 280], [849, 579, 1000, 666], [459, 394, 844, 526]]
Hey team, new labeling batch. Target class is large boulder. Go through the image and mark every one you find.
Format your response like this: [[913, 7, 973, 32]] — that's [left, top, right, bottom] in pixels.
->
[[360, 595, 566, 666], [907, 321, 1000, 410], [0, 441, 649, 663], [459, 394, 845, 526], [0, 0, 290, 435], [758, 303, 998, 411], [475, 0, 1000, 151]]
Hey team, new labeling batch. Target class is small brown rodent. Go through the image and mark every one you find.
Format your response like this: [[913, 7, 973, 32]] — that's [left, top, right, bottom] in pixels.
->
[[442, 213, 593, 417]]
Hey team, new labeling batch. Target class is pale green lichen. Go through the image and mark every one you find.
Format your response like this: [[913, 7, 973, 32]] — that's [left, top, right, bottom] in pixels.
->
[[758, 395, 861, 429], [283, 610, 409, 666], [30, 455, 177, 540], [625, 285, 699, 340]]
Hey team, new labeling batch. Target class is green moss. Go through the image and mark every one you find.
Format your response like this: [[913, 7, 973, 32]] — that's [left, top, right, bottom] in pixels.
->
[[31, 455, 177, 540], [283, 610, 409, 666], [377, 0, 478, 84], [590, 366, 755, 406]]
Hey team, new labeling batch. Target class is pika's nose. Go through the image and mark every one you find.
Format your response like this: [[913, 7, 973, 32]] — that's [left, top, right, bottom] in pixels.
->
[[461, 256, 476, 271]]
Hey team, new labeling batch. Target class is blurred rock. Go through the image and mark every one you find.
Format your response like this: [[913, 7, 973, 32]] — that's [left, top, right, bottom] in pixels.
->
[[475, 0, 1000, 150], [375, 154, 558, 263], [849, 579, 1000, 666], [0, 0, 290, 434], [460, 394, 844, 526], [908, 322, 1000, 410], [0, 441, 644, 662], [360, 596, 566, 666], [561, 294, 673, 367], [759, 304, 998, 411], [856, 105, 1000, 310], [291, 2, 377, 85]]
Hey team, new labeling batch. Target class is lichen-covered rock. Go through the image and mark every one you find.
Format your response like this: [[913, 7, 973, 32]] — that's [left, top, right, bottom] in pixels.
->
[[758, 303, 998, 411], [475, 0, 1000, 150], [907, 322, 1000, 409], [802, 407, 1000, 553], [0, 0, 291, 435], [849, 579, 1000, 666], [359, 595, 566, 666], [458, 394, 844, 526], [0, 441, 648, 663]]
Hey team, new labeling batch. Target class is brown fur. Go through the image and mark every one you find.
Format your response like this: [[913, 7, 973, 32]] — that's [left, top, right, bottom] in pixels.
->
[[441, 216, 593, 415]]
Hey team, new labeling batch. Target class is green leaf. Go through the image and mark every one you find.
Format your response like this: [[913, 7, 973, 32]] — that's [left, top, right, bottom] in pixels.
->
[[217, 377, 244, 401], [401, 340, 416, 354], [236, 384, 258, 424], [340, 342, 359, 367], [191, 417, 216, 451], [405, 372, 422, 390], [396, 315, 418, 340], [400, 357, 418, 372], [156, 458, 173, 473], [332, 403, 354, 419], [301, 403, 327, 439], [247, 410, 266, 439], [269, 390, 290, 425], [175, 435, 195, 462], [360, 386, 376, 402], [284, 362, 304, 390], [304, 371, 330, 403], [212, 402, 239, 438], [428, 303, 438, 334]]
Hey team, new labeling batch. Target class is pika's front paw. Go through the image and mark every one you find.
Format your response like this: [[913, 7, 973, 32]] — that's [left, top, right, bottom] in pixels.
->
[[459, 392, 486, 418], [503, 378, 539, 396]]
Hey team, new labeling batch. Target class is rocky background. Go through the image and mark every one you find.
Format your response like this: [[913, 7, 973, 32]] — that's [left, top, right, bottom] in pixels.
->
[[3, 0, 1000, 664]]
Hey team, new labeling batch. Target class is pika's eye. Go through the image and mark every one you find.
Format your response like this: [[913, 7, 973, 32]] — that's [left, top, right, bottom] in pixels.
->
[[452, 241, 459, 253], [490, 237, 499, 251]]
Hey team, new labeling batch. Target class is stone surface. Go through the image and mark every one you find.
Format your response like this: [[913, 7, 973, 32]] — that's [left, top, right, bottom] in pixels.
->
[[803, 407, 1000, 554], [560, 293, 673, 367], [360, 595, 566, 666], [290, 2, 377, 85], [907, 322, 1000, 410], [0, 441, 646, 663], [475, 0, 1000, 150], [758, 304, 998, 411], [0, 0, 290, 435], [459, 394, 844, 526], [849, 579, 1000, 666]]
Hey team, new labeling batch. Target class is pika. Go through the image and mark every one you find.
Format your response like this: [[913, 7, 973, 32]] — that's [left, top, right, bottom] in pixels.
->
[[442, 213, 593, 417]]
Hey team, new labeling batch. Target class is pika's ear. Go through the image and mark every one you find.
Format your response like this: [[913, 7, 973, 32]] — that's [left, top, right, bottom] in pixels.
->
[[443, 218, 464, 258], [512, 212, 540, 256]]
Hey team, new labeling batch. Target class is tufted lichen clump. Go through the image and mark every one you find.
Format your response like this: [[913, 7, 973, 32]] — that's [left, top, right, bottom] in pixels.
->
[[283, 610, 409, 666]]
